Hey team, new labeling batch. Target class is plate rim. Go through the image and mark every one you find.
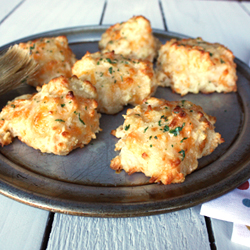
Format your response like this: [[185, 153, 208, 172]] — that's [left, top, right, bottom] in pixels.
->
[[0, 25, 250, 217]]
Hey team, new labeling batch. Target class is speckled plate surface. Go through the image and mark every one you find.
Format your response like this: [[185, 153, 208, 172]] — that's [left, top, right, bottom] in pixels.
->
[[0, 26, 250, 217]]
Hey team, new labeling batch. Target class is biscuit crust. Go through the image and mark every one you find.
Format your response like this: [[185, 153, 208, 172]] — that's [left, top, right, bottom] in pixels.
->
[[110, 97, 224, 185], [19, 36, 76, 87], [156, 37, 237, 96], [0, 76, 101, 155], [72, 51, 157, 114], [99, 15, 161, 62]]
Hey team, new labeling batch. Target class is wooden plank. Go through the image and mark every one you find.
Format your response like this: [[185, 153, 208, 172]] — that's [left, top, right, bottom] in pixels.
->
[[0, 0, 23, 23], [47, 206, 210, 250], [241, 2, 250, 15], [160, 1, 250, 248], [0, 0, 105, 47], [102, 0, 164, 29], [211, 219, 250, 250], [0, 194, 49, 250], [0, 1, 105, 249], [161, 0, 250, 64]]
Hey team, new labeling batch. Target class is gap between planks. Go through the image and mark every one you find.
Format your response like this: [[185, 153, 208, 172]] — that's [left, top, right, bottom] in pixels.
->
[[0, 0, 25, 25], [40, 213, 55, 250], [39, 2, 107, 249]]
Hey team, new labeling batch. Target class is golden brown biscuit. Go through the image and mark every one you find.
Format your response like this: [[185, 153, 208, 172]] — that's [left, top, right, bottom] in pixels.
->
[[156, 37, 237, 96], [0, 75, 101, 155], [72, 51, 157, 114], [110, 97, 223, 185], [99, 15, 161, 62], [19, 36, 76, 87]]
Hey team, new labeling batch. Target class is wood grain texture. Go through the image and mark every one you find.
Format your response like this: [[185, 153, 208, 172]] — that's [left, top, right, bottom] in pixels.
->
[[161, 0, 250, 64], [102, 0, 164, 29], [0, 0, 23, 23], [0, 194, 49, 250], [0, 0, 105, 47], [211, 219, 250, 250], [47, 205, 210, 250]]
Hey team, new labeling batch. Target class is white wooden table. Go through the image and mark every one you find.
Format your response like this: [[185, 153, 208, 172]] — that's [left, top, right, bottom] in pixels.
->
[[0, 0, 250, 249]]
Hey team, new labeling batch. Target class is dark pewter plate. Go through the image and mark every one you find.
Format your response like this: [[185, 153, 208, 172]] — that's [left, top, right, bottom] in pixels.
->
[[0, 26, 250, 217]]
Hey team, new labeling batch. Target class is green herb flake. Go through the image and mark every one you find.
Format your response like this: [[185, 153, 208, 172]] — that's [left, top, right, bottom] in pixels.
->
[[150, 144, 153, 148], [144, 127, 149, 133], [30, 44, 35, 50], [209, 52, 213, 57], [11, 104, 15, 108], [78, 114, 85, 125], [163, 125, 169, 132], [180, 137, 188, 143], [108, 67, 113, 74], [169, 123, 185, 136], [179, 149, 185, 161], [125, 124, 130, 131], [61, 104, 65, 108], [55, 119, 65, 122], [220, 58, 225, 64], [154, 136, 158, 139]]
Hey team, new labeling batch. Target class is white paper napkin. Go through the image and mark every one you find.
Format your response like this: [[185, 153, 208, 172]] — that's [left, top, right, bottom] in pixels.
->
[[200, 179, 250, 247]]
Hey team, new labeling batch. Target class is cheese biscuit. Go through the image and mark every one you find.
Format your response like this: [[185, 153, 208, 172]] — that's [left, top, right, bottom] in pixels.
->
[[110, 97, 223, 185], [156, 37, 237, 95], [0, 76, 101, 155]]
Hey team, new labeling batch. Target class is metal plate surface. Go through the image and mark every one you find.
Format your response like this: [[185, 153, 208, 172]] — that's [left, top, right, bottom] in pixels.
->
[[0, 26, 250, 217]]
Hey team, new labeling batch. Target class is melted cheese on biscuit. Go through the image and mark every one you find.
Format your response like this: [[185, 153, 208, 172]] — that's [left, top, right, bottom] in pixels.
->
[[110, 97, 223, 185], [19, 36, 76, 87], [72, 51, 157, 114], [0, 76, 101, 155], [99, 15, 161, 62], [156, 37, 237, 95]]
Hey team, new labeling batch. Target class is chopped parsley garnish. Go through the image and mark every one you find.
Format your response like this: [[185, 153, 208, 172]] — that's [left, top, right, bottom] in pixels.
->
[[61, 104, 65, 107], [108, 67, 113, 74], [74, 111, 85, 125], [144, 126, 149, 133], [180, 137, 188, 143], [11, 104, 15, 108], [220, 59, 225, 64], [55, 119, 65, 122], [163, 125, 169, 132], [106, 58, 117, 64], [169, 123, 185, 136], [209, 52, 213, 57], [125, 124, 130, 131], [78, 114, 85, 125], [30, 44, 35, 50], [179, 149, 185, 161]]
